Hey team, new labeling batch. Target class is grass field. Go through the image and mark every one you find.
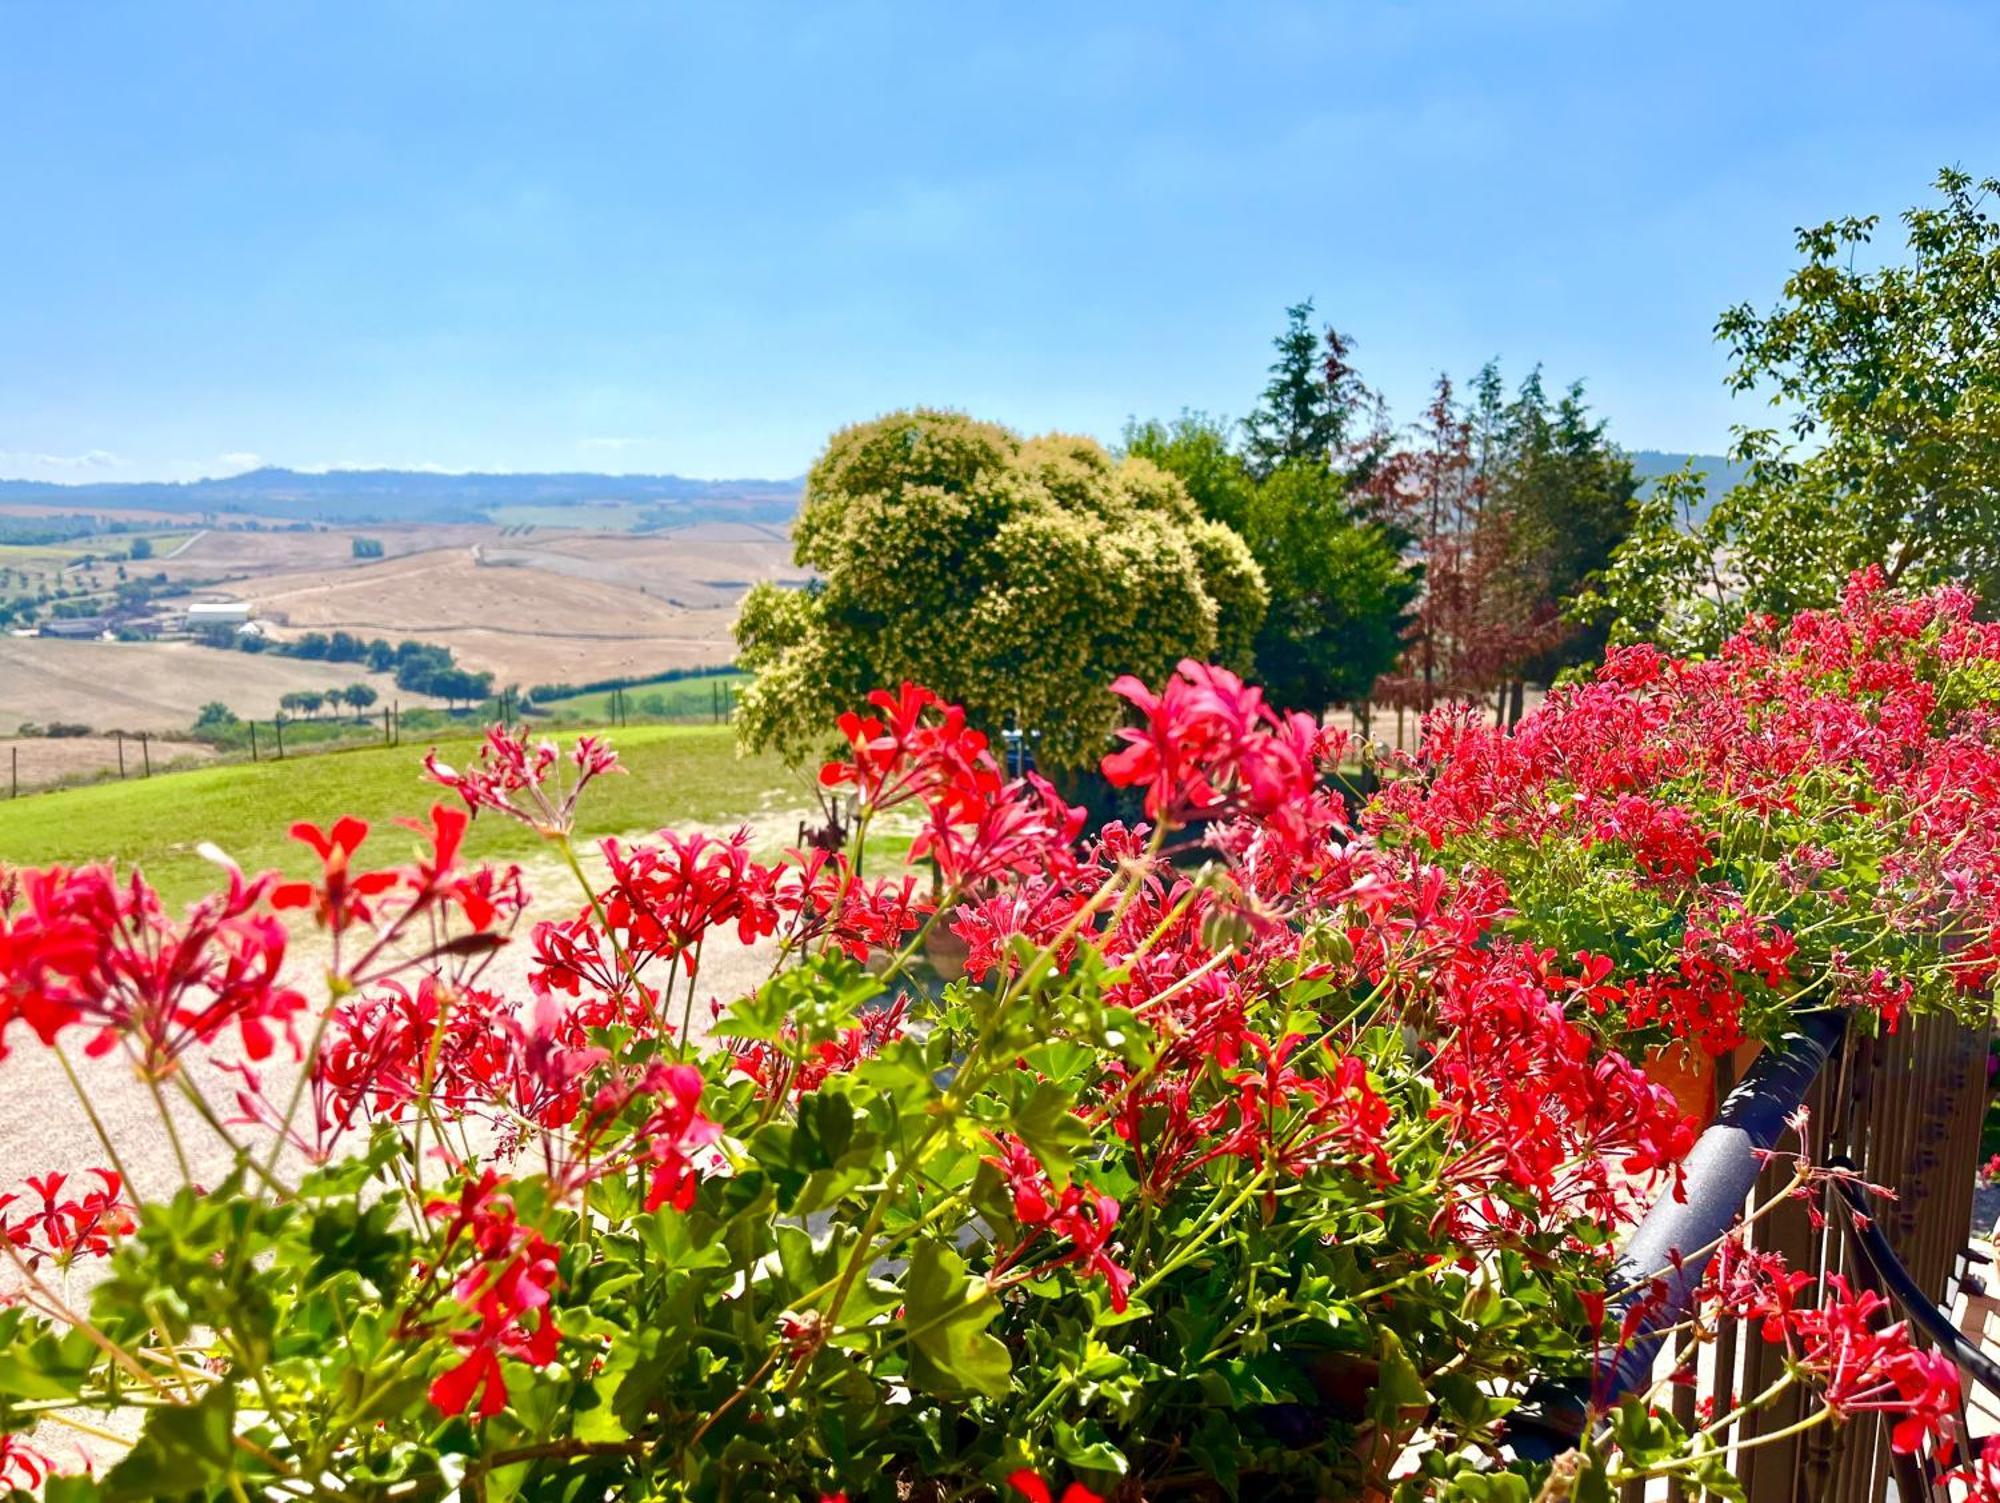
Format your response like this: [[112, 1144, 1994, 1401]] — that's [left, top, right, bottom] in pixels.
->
[[0, 723, 812, 906], [539, 670, 749, 722]]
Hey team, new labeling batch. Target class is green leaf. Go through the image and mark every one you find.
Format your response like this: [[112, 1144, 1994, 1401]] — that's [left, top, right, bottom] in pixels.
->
[[306, 1196, 408, 1295], [999, 1076, 1092, 1189], [1053, 1417, 1129, 1475], [1369, 1328, 1429, 1425], [901, 1242, 1011, 1400], [100, 1381, 239, 1501]]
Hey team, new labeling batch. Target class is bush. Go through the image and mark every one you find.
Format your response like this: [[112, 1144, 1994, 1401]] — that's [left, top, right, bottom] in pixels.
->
[[43, 721, 92, 738], [0, 575, 1994, 1499]]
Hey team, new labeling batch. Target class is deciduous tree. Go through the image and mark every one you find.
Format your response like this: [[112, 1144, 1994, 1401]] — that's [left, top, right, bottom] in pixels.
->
[[1582, 167, 2000, 650], [734, 410, 1266, 767]]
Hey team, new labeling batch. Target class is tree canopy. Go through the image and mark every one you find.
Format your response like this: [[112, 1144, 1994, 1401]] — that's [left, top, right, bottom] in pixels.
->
[[1125, 410, 1416, 713], [734, 409, 1266, 767], [1583, 167, 2000, 651]]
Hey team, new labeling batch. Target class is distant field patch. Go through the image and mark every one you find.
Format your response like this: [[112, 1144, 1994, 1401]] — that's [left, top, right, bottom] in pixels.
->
[[234, 542, 754, 684], [485, 503, 649, 530], [539, 670, 749, 722], [0, 734, 218, 792]]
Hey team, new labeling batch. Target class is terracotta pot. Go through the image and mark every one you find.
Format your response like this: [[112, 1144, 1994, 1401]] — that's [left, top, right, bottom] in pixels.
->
[[1642, 1039, 1719, 1121], [923, 927, 969, 983]]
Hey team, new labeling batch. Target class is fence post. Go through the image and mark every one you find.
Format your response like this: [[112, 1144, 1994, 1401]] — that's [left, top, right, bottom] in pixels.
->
[[383, 707, 391, 744], [140, 732, 151, 777], [10, 746, 16, 798], [249, 721, 258, 761], [275, 717, 285, 759], [116, 730, 125, 778]]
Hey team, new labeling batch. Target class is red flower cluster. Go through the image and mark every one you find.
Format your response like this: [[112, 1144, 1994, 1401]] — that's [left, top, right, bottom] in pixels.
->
[[423, 1174, 564, 1419], [1362, 573, 2000, 1053], [0, 860, 304, 1073], [1102, 659, 1328, 826], [425, 725, 622, 835], [634, 1062, 723, 1212], [1948, 1438, 2000, 1503], [1009, 1470, 1103, 1503], [820, 683, 1083, 889], [773, 850, 929, 964], [271, 803, 526, 943], [1, 1169, 134, 1270], [820, 683, 994, 814], [288, 966, 668, 1167], [986, 1136, 1134, 1312], [0, 1434, 52, 1493], [1699, 1246, 1961, 1458], [597, 829, 779, 978], [1427, 944, 1699, 1230]]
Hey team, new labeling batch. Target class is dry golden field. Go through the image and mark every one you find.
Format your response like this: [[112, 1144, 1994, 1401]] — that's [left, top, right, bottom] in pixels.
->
[[212, 522, 808, 684], [1, 511, 805, 729], [0, 637, 425, 734]]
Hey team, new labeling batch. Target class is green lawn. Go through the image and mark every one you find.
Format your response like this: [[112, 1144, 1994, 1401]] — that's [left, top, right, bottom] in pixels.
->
[[538, 671, 749, 723], [0, 724, 813, 906]]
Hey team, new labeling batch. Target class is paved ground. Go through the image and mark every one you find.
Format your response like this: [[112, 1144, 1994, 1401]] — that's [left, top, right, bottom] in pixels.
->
[[1, 833, 788, 1471]]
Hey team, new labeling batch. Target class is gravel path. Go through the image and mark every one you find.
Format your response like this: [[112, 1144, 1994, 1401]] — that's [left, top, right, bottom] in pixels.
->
[[3, 823, 794, 1469], [1, 829, 791, 1208]]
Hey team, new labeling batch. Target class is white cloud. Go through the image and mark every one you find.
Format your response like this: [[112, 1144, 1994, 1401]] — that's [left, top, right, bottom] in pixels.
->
[[214, 451, 263, 475], [0, 448, 120, 471]]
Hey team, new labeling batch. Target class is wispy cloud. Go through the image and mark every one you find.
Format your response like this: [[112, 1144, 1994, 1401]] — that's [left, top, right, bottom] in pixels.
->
[[0, 448, 120, 471], [578, 436, 650, 454], [214, 451, 263, 475]]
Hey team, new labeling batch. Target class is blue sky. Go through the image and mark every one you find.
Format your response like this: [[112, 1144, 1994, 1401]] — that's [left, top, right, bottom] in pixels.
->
[[3, 1, 1996, 484]]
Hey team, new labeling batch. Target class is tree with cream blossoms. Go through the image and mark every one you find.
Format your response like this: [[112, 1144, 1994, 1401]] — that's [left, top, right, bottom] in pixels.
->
[[732, 408, 1269, 768], [0, 576, 1993, 1500]]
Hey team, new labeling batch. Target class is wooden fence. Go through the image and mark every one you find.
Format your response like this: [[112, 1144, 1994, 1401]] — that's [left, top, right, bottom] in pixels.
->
[[1611, 1015, 1992, 1501]]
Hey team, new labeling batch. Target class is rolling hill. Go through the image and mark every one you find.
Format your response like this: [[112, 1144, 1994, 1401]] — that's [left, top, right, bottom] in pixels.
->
[[0, 466, 805, 527]]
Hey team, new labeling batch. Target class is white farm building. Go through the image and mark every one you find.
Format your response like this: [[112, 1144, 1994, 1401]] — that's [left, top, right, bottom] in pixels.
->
[[184, 601, 251, 627]]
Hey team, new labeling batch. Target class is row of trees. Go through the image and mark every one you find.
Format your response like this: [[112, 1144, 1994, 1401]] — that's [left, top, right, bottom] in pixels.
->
[[277, 683, 379, 719], [733, 325, 1638, 767], [210, 625, 497, 705], [1128, 302, 1637, 728]]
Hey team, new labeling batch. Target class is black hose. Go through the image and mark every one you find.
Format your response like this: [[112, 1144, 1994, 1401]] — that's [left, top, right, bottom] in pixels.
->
[[1505, 1009, 1849, 1460]]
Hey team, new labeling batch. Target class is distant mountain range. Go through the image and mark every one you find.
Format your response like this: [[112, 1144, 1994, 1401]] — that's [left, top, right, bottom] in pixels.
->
[[1628, 450, 1752, 500], [0, 467, 806, 526], [0, 451, 1749, 530]]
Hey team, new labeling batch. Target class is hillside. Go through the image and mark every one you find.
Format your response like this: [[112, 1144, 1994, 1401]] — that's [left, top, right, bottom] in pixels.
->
[[0, 636, 431, 734], [1627, 449, 1754, 505]]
